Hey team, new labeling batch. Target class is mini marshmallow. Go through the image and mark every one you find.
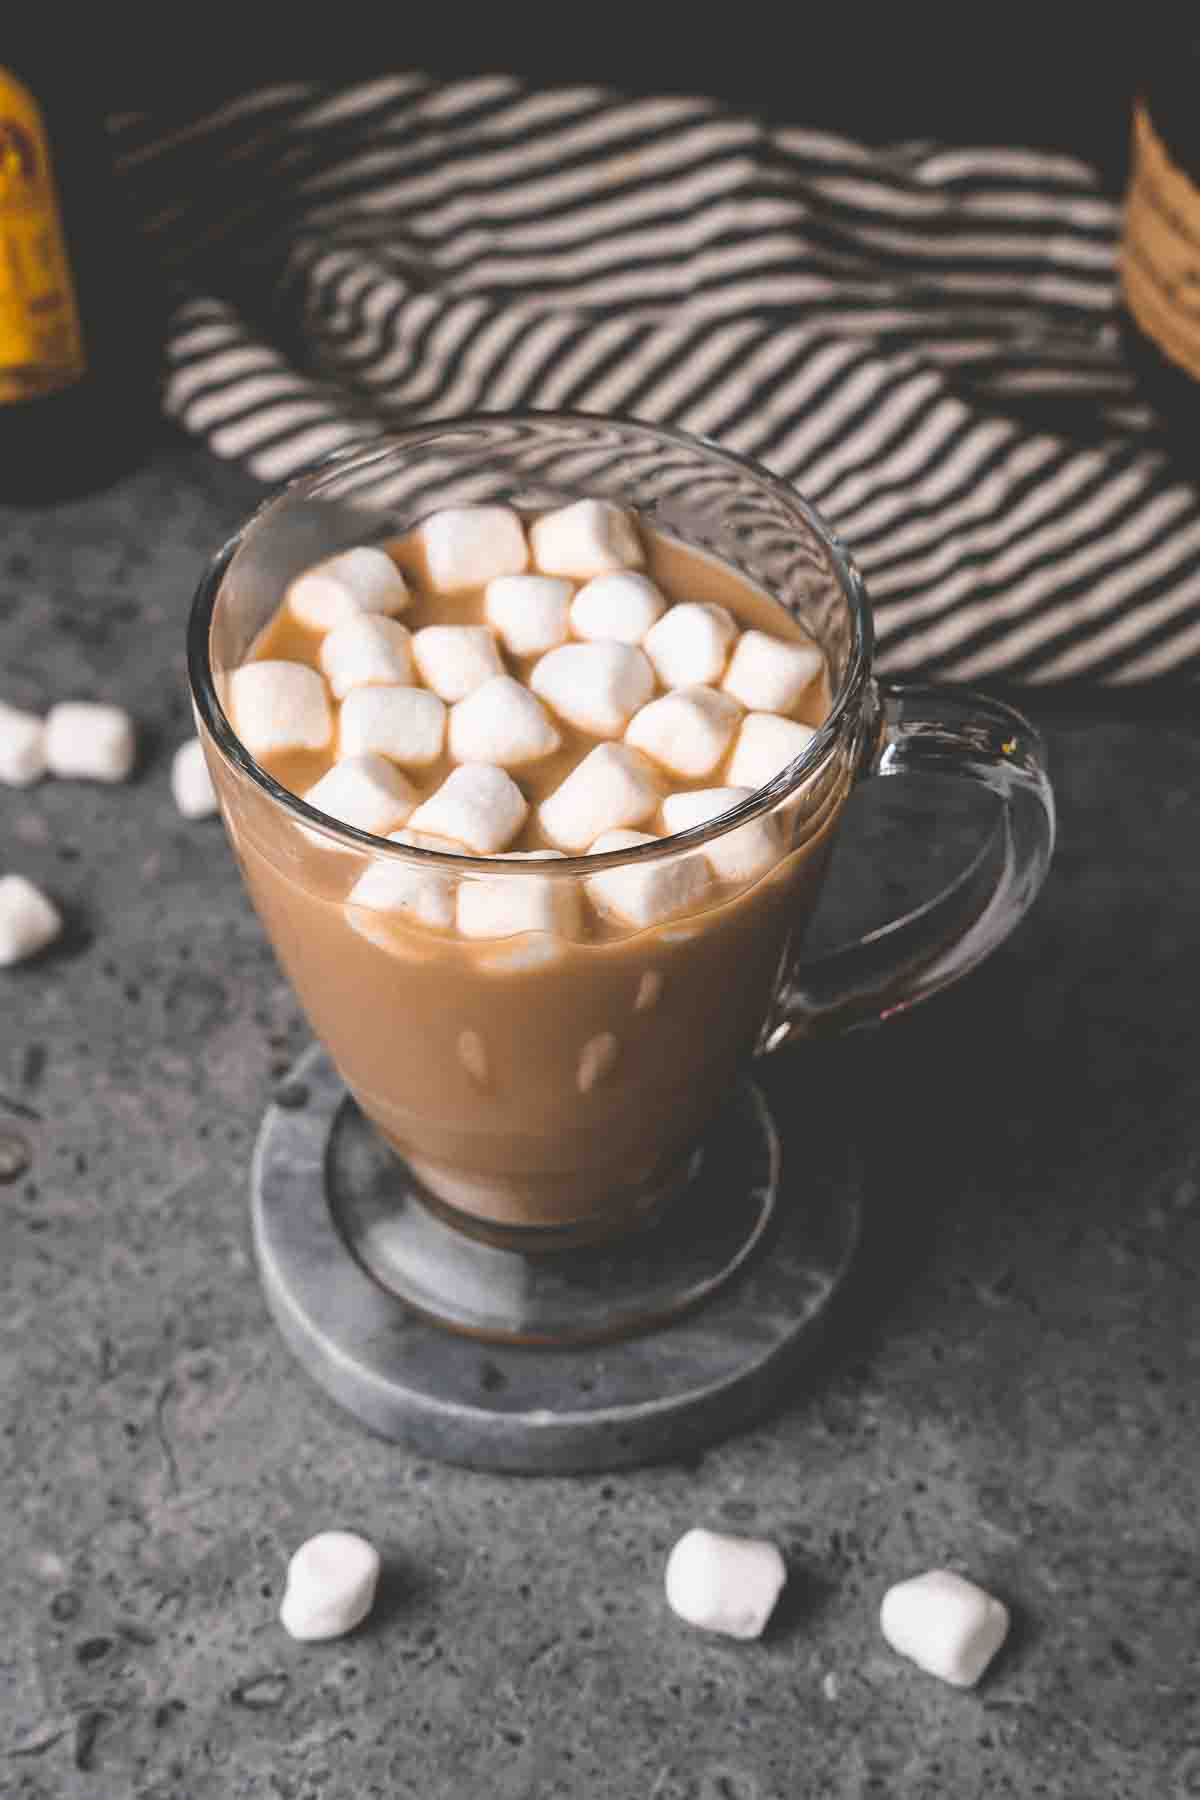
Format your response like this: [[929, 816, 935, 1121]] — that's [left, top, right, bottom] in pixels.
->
[[457, 851, 581, 941], [346, 913, 431, 961], [303, 754, 417, 836], [635, 969, 663, 1011], [287, 546, 410, 632], [0, 701, 46, 786], [278, 1530, 381, 1642], [171, 737, 218, 819], [643, 603, 737, 689], [586, 829, 712, 930], [539, 744, 660, 852], [530, 642, 654, 738], [0, 875, 62, 967], [407, 763, 528, 855], [485, 574, 573, 657], [411, 625, 503, 703], [339, 685, 446, 768], [44, 702, 136, 783], [726, 713, 817, 792], [577, 1031, 619, 1093], [664, 1528, 787, 1640], [624, 686, 742, 780], [457, 1029, 490, 1087], [447, 676, 561, 768], [478, 936, 566, 975], [318, 615, 413, 700], [722, 629, 825, 716], [661, 787, 783, 885], [345, 829, 459, 931], [227, 662, 333, 758], [419, 505, 528, 592], [569, 572, 667, 644], [879, 1570, 1010, 1689], [529, 498, 644, 579]]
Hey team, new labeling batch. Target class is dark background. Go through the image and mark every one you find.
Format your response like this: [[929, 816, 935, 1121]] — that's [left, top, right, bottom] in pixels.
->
[[96, 14, 1150, 193]]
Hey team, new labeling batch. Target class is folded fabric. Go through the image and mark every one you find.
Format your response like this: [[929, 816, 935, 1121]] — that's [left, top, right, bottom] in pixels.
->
[[111, 77, 1200, 683]]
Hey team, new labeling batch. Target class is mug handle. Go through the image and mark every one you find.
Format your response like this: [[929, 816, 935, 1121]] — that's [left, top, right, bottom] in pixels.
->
[[761, 682, 1056, 1047]]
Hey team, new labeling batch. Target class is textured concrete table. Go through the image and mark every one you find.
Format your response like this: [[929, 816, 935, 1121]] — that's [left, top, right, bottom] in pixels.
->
[[2, 436, 1198, 1798]]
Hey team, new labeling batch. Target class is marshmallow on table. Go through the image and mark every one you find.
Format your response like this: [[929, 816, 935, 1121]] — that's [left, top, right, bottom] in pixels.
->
[[529, 641, 654, 738], [44, 702, 136, 783], [411, 625, 504, 703], [171, 737, 218, 819], [457, 851, 581, 941], [0, 701, 47, 786], [529, 498, 644, 579], [664, 1528, 787, 1641], [624, 686, 742, 780], [303, 754, 417, 836], [539, 744, 660, 852], [726, 713, 817, 792], [722, 629, 825, 716], [569, 572, 667, 644], [318, 615, 414, 700], [339, 686, 446, 768], [485, 574, 573, 658], [279, 1530, 381, 1642], [643, 603, 737, 689], [447, 675, 561, 768], [586, 829, 712, 929], [419, 505, 528, 592], [662, 787, 783, 885], [0, 875, 62, 968], [227, 662, 333, 758], [287, 546, 410, 632], [407, 763, 528, 855], [346, 829, 460, 931], [879, 1569, 1010, 1689]]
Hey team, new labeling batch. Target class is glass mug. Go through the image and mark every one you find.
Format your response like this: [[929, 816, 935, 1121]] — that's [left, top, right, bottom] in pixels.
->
[[188, 415, 1054, 1340]]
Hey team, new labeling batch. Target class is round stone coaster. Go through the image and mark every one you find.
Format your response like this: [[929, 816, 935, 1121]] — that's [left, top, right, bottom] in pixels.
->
[[251, 1044, 863, 1474]]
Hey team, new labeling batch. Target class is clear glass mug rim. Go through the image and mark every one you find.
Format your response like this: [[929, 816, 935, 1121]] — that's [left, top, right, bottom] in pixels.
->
[[186, 408, 876, 880]]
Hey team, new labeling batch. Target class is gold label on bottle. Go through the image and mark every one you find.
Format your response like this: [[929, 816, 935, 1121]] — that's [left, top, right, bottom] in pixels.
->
[[0, 71, 87, 404], [1122, 101, 1200, 384]]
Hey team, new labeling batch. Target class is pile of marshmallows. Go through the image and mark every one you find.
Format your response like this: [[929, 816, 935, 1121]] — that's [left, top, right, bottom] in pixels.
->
[[281, 1523, 1009, 1691], [229, 498, 826, 940], [0, 697, 217, 969]]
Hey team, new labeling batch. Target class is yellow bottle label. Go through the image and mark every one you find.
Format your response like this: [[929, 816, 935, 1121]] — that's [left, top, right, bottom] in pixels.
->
[[1121, 101, 1200, 384], [0, 70, 87, 404]]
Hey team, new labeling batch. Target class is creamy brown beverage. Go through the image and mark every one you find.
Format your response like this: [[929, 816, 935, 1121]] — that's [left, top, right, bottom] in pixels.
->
[[215, 505, 850, 1233]]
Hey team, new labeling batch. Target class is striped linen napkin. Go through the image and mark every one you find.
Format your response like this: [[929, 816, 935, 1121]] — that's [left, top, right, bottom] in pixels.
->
[[112, 76, 1200, 683]]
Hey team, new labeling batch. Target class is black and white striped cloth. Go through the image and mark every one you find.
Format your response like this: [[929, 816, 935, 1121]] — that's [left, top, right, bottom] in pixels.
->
[[111, 76, 1200, 684]]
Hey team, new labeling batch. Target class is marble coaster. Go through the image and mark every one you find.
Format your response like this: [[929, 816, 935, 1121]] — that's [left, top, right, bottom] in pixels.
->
[[251, 1043, 862, 1474]]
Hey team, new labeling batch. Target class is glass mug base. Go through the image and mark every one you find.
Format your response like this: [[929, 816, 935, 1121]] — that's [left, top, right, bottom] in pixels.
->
[[393, 1142, 708, 1257], [251, 1044, 863, 1472], [333, 1076, 777, 1341]]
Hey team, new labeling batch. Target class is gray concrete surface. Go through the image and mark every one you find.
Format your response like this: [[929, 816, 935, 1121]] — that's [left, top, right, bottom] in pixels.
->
[[2, 437, 1198, 1797]]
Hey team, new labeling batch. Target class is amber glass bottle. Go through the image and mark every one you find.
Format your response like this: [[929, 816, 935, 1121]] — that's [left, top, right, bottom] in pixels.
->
[[1119, 25, 1200, 459], [0, 62, 162, 502]]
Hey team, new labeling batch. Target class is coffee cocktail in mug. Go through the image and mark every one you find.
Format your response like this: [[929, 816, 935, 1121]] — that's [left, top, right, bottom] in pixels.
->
[[188, 415, 1054, 1458]]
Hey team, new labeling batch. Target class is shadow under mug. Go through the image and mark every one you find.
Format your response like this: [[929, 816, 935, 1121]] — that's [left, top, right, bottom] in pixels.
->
[[188, 413, 1055, 1337]]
